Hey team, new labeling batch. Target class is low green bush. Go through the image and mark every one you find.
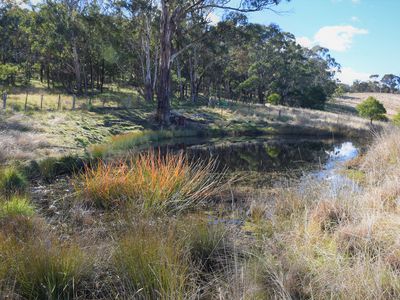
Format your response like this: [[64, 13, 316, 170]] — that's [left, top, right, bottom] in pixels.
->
[[267, 93, 281, 105]]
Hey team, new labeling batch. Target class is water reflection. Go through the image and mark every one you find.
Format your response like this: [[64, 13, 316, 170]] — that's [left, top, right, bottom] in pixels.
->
[[310, 141, 361, 197], [156, 136, 361, 188]]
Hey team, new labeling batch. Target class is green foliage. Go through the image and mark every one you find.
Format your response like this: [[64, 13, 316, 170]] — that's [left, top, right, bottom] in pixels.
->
[[0, 63, 20, 85], [392, 112, 400, 126], [267, 93, 281, 105], [299, 86, 328, 109], [0, 196, 35, 220], [0, 166, 27, 197], [356, 97, 387, 123], [24, 156, 84, 182]]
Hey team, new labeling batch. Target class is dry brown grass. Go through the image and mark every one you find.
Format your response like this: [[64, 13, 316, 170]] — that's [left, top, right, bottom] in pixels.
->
[[251, 128, 400, 299], [334, 93, 400, 117]]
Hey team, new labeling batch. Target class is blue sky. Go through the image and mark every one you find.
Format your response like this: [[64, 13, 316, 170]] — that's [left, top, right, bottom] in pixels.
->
[[239, 0, 400, 84]]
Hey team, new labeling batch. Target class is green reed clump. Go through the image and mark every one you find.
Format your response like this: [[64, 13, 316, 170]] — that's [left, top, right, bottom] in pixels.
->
[[15, 241, 88, 300], [0, 166, 27, 197], [114, 226, 191, 299]]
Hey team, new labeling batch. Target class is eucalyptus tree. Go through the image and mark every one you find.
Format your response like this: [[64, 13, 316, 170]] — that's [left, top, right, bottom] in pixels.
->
[[154, 0, 288, 125]]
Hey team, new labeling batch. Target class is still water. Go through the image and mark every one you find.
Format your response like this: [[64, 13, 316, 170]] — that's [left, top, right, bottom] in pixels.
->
[[160, 135, 362, 189]]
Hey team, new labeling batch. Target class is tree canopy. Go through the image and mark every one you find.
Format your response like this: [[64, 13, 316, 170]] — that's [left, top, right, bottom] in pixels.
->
[[356, 96, 387, 124], [0, 0, 341, 124]]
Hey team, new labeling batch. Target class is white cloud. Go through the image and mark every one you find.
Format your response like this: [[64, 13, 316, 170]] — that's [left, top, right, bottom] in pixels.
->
[[297, 25, 368, 52], [351, 16, 360, 22], [351, 0, 361, 4], [336, 67, 370, 84]]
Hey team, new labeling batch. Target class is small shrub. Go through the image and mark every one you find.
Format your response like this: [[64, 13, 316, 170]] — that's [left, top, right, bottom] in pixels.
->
[[356, 96, 386, 124], [267, 93, 281, 105], [0, 166, 27, 197]]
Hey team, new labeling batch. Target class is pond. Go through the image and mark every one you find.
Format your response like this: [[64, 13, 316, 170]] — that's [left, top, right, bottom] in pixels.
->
[[157, 135, 363, 189]]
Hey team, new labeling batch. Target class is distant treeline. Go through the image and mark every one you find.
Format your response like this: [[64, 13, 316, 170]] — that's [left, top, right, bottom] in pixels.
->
[[340, 74, 400, 94], [1, 0, 339, 115]]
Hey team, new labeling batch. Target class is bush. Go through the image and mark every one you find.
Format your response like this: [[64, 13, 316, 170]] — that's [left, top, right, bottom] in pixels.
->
[[78, 151, 225, 214], [356, 96, 387, 124], [0, 166, 27, 197], [267, 93, 281, 105], [300, 86, 327, 109]]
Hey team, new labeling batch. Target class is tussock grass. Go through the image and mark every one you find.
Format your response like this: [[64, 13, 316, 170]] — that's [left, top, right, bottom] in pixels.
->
[[253, 128, 400, 299], [78, 151, 226, 214], [114, 225, 191, 299], [183, 219, 230, 273], [0, 166, 27, 197], [0, 196, 34, 219], [14, 241, 88, 300]]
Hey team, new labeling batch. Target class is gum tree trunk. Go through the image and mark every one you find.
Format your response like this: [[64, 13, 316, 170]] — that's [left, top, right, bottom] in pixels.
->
[[156, 0, 173, 125]]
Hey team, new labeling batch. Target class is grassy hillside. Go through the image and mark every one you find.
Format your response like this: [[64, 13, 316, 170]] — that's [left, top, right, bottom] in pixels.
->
[[329, 93, 400, 117], [0, 88, 384, 164]]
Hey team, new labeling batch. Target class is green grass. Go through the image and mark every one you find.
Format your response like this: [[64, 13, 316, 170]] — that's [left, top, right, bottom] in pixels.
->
[[0, 166, 27, 198], [0, 196, 35, 220], [114, 225, 191, 299], [15, 241, 88, 300], [89, 129, 205, 158]]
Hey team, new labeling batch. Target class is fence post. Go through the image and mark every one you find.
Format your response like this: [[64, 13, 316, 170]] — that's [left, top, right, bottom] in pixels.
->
[[72, 94, 76, 110], [58, 94, 61, 110], [24, 93, 28, 112], [2, 91, 6, 110], [40, 95, 43, 110]]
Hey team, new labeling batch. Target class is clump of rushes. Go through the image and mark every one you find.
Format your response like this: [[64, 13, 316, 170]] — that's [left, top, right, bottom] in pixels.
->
[[15, 241, 88, 300], [0, 196, 35, 219], [0, 196, 37, 240], [0, 166, 27, 197], [114, 226, 191, 299], [78, 151, 225, 214], [183, 219, 230, 273]]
